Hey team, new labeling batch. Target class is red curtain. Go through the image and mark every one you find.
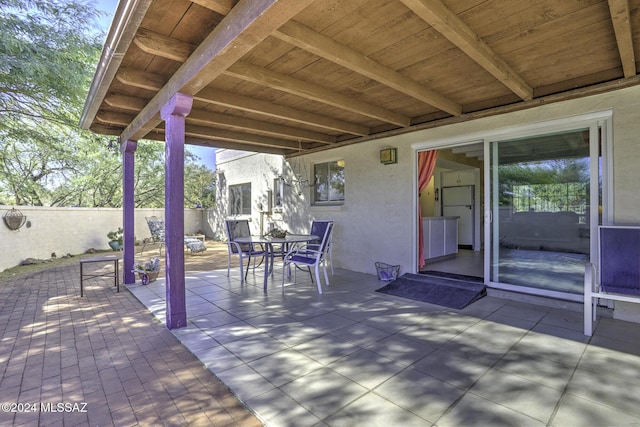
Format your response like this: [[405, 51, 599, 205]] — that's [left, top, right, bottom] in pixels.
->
[[418, 150, 438, 269]]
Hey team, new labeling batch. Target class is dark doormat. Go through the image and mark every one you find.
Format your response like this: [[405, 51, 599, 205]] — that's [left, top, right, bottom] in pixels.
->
[[420, 270, 484, 283], [376, 273, 487, 309]]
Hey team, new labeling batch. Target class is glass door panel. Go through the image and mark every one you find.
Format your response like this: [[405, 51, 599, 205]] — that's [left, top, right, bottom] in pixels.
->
[[489, 128, 598, 294]]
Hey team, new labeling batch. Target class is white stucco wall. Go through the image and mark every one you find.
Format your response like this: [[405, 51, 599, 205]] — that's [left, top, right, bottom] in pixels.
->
[[0, 207, 206, 272], [214, 84, 640, 323]]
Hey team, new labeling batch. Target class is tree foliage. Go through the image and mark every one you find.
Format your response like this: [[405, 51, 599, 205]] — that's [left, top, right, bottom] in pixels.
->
[[0, 0, 217, 207]]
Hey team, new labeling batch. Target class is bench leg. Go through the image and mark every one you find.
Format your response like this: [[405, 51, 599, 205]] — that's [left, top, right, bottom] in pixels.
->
[[115, 260, 119, 292], [80, 262, 84, 297]]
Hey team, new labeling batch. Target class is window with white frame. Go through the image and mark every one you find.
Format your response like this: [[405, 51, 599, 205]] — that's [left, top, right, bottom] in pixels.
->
[[273, 178, 284, 210], [313, 160, 345, 204], [229, 183, 251, 215]]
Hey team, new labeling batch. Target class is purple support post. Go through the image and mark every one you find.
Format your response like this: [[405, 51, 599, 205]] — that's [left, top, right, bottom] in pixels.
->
[[121, 140, 137, 285], [160, 93, 193, 329]]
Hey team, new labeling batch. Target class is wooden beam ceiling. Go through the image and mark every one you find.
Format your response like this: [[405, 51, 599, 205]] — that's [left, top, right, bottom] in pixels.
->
[[224, 62, 411, 127], [131, 29, 412, 127], [272, 21, 462, 116], [120, 0, 316, 143], [86, 0, 640, 156], [399, 0, 534, 101], [186, 110, 336, 144], [114, 68, 369, 135]]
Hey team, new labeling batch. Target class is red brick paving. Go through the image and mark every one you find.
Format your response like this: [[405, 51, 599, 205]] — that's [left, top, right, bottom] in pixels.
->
[[0, 247, 262, 427]]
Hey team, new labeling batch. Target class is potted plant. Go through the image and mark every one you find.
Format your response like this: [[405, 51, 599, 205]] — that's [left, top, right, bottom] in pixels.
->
[[132, 257, 160, 285], [264, 227, 287, 238], [107, 227, 123, 251]]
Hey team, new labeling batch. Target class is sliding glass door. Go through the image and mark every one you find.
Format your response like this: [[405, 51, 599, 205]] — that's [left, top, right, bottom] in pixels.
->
[[489, 126, 602, 295]]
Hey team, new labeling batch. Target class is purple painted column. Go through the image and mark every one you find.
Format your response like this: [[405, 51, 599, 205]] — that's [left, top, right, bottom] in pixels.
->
[[160, 93, 193, 329], [121, 140, 137, 285]]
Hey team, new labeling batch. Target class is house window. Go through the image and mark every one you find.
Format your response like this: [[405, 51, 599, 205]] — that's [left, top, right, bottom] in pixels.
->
[[314, 160, 345, 204], [229, 183, 251, 215], [273, 178, 283, 209]]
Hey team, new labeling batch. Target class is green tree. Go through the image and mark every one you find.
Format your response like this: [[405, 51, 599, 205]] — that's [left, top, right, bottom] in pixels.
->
[[0, 0, 103, 205], [0, 0, 217, 208], [184, 162, 217, 208]]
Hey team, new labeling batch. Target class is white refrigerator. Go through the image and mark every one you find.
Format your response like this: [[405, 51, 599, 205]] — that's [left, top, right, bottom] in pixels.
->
[[441, 185, 474, 247]]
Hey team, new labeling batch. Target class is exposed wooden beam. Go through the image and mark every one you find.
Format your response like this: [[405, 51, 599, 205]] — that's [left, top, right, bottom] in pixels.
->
[[133, 28, 194, 62], [96, 111, 136, 126], [115, 68, 369, 136], [608, 0, 636, 78], [400, 0, 533, 101], [225, 62, 411, 127], [189, 0, 235, 15], [274, 21, 461, 116], [104, 94, 148, 111], [187, 110, 336, 144], [185, 137, 290, 155], [185, 125, 310, 150], [116, 68, 166, 91], [196, 88, 370, 136], [121, 0, 316, 143], [140, 130, 292, 155]]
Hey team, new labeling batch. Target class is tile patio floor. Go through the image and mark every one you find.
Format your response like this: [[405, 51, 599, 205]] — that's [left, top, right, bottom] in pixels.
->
[[3, 243, 640, 426], [128, 261, 640, 427]]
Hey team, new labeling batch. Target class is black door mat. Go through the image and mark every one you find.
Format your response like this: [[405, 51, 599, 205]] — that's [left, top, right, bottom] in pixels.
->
[[419, 270, 484, 283], [376, 273, 486, 309]]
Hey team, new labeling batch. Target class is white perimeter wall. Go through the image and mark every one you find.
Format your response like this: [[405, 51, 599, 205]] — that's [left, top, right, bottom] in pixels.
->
[[0, 207, 208, 272]]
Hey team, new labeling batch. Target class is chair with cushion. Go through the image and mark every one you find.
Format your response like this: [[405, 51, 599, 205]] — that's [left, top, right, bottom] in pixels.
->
[[584, 225, 640, 335], [141, 216, 207, 254], [308, 220, 334, 275], [225, 219, 265, 282], [141, 216, 166, 254], [282, 220, 334, 294]]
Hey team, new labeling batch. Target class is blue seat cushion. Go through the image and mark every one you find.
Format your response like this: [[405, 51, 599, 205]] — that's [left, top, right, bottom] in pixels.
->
[[186, 241, 207, 253], [289, 255, 316, 265]]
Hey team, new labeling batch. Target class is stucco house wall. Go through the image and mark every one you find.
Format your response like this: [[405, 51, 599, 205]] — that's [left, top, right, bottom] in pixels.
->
[[213, 84, 640, 323]]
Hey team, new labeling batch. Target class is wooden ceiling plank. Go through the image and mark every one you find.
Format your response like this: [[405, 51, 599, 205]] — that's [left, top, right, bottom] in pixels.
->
[[607, 0, 636, 78], [133, 28, 195, 62], [190, 0, 235, 15], [274, 20, 462, 116], [188, 110, 336, 144], [196, 87, 370, 135], [399, 0, 534, 101], [225, 61, 411, 127], [121, 0, 316, 143]]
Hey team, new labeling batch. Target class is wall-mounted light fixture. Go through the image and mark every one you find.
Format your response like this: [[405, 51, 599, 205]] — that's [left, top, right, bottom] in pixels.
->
[[380, 148, 397, 165]]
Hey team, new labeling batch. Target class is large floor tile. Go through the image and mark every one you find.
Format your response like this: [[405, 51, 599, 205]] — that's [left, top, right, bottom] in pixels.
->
[[323, 392, 432, 427], [279, 367, 368, 421], [374, 367, 465, 422], [468, 368, 563, 422], [328, 348, 406, 389], [437, 393, 544, 427]]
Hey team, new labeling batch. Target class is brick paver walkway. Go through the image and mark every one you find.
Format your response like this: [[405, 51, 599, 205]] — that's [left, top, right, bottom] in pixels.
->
[[0, 247, 262, 426]]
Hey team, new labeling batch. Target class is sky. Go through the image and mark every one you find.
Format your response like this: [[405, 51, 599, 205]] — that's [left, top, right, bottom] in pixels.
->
[[92, 0, 217, 169]]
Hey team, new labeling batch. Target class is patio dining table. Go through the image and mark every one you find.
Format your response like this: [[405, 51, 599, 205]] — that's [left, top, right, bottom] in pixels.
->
[[234, 234, 318, 290]]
